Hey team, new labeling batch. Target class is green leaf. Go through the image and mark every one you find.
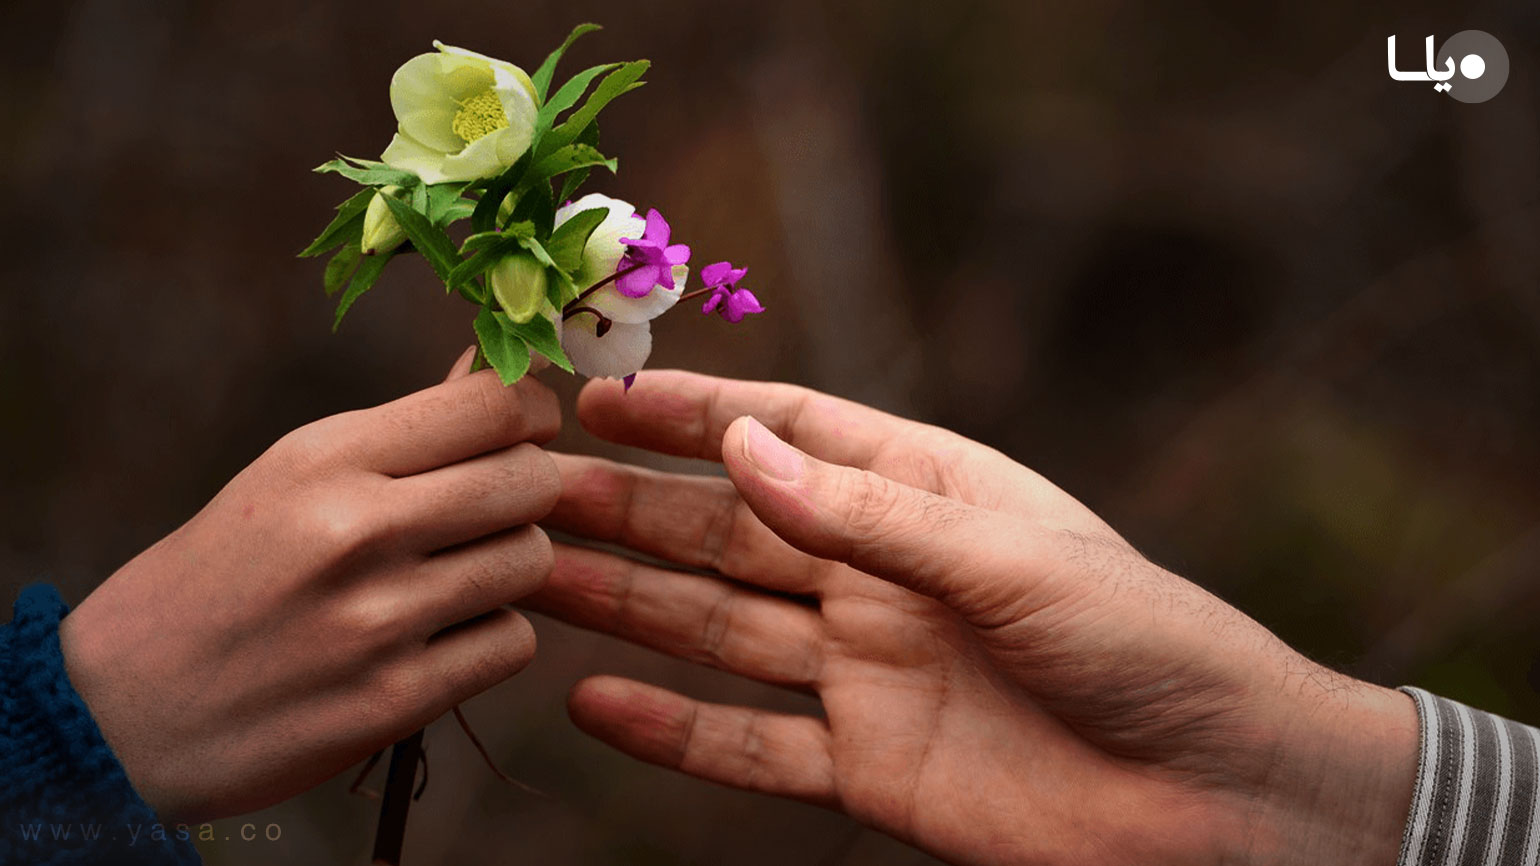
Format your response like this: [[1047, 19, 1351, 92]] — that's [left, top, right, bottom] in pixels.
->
[[460, 223, 535, 254], [410, 182, 429, 213], [537, 61, 649, 160], [447, 243, 512, 290], [514, 234, 559, 271], [532, 23, 602, 104], [557, 168, 590, 205], [299, 188, 373, 257], [426, 182, 471, 225], [381, 195, 460, 283], [313, 156, 419, 188], [508, 312, 573, 373], [545, 206, 607, 273], [474, 307, 531, 385], [506, 181, 554, 238], [437, 200, 476, 224], [530, 144, 617, 183], [537, 63, 618, 139], [469, 152, 532, 233], [333, 251, 393, 331], [322, 243, 362, 296]]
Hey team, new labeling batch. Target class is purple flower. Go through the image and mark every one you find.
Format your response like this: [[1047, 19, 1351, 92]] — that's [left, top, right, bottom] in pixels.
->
[[699, 260, 765, 324], [616, 208, 690, 298]]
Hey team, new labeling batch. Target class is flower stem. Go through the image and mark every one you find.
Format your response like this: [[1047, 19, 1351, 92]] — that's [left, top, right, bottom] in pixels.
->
[[565, 262, 644, 311], [677, 286, 717, 305], [370, 730, 424, 866]]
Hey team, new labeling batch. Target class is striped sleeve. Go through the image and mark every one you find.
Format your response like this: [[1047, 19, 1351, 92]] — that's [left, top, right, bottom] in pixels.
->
[[1397, 686, 1540, 866]]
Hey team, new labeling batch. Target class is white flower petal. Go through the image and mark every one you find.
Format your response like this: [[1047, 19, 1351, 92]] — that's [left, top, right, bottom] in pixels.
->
[[381, 131, 452, 184], [390, 53, 487, 153], [436, 128, 513, 181], [563, 318, 652, 379], [555, 193, 645, 288], [436, 41, 537, 101]]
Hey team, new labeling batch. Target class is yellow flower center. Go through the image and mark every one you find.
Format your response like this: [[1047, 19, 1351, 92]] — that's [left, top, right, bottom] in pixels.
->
[[451, 89, 510, 144]]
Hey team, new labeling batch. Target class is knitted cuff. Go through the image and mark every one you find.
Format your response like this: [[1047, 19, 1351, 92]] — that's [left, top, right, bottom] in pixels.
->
[[0, 583, 201, 865]]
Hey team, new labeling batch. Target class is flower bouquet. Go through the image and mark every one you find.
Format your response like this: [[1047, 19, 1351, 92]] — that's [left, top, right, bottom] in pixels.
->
[[301, 24, 762, 390]]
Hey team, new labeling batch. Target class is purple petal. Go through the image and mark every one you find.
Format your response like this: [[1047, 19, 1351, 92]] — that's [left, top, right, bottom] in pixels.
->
[[701, 288, 727, 314], [700, 261, 733, 287], [622, 373, 637, 392], [616, 264, 660, 297], [643, 209, 670, 244], [724, 288, 765, 323], [655, 262, 678, 291], [663, 243, 691, 266]]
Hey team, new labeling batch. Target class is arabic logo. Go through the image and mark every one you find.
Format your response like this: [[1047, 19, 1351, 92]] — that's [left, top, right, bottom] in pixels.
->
[[1388, 31, 1509, 103]]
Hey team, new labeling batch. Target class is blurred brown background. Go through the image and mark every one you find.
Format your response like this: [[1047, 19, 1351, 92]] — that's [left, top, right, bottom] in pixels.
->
[[4, 0, 1540, 862]]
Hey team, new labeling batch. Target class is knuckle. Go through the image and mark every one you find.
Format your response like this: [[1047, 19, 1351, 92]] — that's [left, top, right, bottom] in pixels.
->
[[337, 594, 406, 654], [469, 372, 523, 433], [505, 444, 561, 516], [517, 526, 556, 588], [271, 420, 341, 471], [301, 494, 379, 557], [461, 614, 537, 690], [838, 470, 903, 539]]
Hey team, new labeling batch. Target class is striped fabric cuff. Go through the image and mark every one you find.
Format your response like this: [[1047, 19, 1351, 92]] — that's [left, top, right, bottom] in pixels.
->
[[1397, 687, 1540, 866]]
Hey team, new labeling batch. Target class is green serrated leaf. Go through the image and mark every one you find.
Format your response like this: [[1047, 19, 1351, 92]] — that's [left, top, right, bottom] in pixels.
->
[[299, 188, 373, 257], [314, 157, 419, 189], [469, 152, 532, 233], [323, 243, 363, 296], [474, 307, 531, 385], [537, 63, 619, 140], [530, 144, 618, 184], [447, 243, 512, 290], [381, 195, 460, 283], [437, 200, 476, 223], [508, 312, 573, 373], [507, 181, 554, 238], [333, 251, 393, 331], [532, 23, 602, 104], [514, 234, 559, 271], [557, 168, 591, 204], [546, 206, 607, 274], [426, 182, 471, 225], [460, 223, 535, 255], [537, 61, 649, 160]]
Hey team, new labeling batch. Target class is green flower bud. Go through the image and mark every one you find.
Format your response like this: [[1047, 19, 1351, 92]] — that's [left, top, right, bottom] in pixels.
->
[[361, 186, 408, 256], [490, 253, 549, 323]]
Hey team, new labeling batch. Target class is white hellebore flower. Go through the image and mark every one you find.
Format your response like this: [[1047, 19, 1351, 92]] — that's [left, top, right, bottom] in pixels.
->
[[381, 41, 538, 185], [553, 193, 688, 380]]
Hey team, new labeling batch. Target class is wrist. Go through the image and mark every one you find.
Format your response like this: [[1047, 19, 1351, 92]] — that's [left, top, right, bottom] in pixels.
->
[[1238, 670, 1418, 866]]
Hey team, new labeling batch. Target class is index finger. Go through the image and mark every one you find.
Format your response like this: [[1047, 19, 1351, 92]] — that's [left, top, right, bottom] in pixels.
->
[[576, 370, 922, 469], [341, 368, 560, 477]]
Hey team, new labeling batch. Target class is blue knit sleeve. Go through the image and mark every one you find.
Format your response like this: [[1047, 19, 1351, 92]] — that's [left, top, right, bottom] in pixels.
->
[[0, 583, 201, 865]]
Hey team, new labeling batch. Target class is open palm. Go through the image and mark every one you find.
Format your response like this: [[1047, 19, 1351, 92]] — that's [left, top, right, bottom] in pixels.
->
[[528, 372, 1415, 866]]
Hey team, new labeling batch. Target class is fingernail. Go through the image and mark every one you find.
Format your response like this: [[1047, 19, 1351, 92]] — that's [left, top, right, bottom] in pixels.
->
[[743, 417, 803, 482]]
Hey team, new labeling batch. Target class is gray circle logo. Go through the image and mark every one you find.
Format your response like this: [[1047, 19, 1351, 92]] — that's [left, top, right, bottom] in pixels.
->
[[1436, 30, 1509, 103]]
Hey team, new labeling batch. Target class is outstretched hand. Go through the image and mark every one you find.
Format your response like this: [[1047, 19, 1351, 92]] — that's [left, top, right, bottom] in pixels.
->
[[530, 371, 1418, 866], [61, 349, 560, 820]]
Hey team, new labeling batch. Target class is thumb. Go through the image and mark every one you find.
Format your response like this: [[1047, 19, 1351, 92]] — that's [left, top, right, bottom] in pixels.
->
[[722, 416, 1038, 627], [444, 345, 477, 382]]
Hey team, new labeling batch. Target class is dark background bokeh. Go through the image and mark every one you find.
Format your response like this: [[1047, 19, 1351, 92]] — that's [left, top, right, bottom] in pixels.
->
[[4, 0, 1539, 862]]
